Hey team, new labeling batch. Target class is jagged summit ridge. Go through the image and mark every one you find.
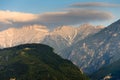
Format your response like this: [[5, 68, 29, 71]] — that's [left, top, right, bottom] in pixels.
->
[[0, 24, 103, 49], [42, 24, 103, 52]]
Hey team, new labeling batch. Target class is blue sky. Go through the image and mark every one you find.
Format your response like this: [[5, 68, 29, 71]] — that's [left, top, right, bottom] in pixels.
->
[[0, 0, 120, 29], [0, 0, 120, 13]]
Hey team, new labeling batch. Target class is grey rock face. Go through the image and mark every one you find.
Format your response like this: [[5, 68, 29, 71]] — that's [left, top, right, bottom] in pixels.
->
[[59, 19, 120, 74]]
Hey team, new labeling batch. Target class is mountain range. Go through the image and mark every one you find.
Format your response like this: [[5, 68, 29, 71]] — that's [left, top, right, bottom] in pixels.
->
[[0, 19, 120, 76], [0, 24, 103, 52]]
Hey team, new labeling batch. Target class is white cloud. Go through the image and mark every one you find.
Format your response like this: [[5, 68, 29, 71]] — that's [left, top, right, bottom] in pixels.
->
[[0, 10, 38, 24]]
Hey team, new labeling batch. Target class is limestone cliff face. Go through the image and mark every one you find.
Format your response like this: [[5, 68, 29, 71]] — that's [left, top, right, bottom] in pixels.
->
[[0, 25, 49, 48], [0, 24, 102, 52], [59, 19, 120, 74]]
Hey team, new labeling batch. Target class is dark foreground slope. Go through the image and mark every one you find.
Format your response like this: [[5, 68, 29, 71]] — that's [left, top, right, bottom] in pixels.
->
[[90, 59, 120, 80], [0, 44, 89, 80]]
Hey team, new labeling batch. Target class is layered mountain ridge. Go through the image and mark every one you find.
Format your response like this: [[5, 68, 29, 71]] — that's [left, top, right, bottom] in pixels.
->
[[0, 19, 120, 76]]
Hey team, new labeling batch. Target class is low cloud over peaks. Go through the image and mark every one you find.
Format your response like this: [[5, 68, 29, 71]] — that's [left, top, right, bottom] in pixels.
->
[[38, 9, 113, 26], [0, 9, 113, 29], [70, 2, 120, 8], [0, 10, 38, 24]]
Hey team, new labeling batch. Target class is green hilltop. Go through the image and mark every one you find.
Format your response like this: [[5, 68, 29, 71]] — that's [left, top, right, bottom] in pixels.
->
[[0, 44, 89, 80]]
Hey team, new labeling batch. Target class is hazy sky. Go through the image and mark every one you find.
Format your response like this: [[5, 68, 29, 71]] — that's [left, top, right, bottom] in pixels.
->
[[0, 0, 120, 29]]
